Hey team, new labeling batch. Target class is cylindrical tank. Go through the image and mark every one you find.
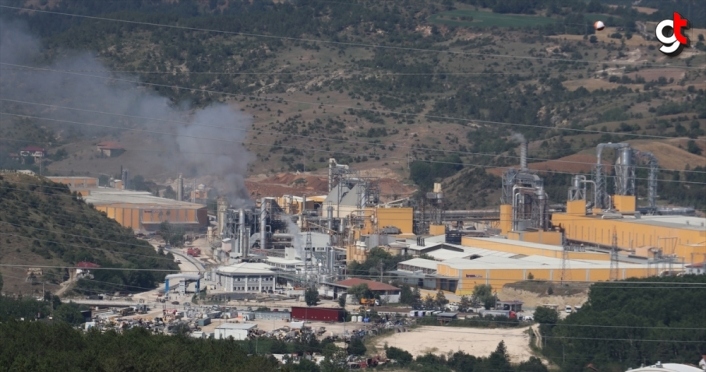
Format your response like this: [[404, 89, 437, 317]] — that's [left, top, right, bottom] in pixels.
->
[[176, 174, 184, 201], [619, 146, 632, 194]]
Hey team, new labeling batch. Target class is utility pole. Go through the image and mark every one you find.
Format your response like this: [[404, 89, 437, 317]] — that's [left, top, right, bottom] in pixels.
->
[[379, 261, 384, 283], [610, 227, 619, 281]]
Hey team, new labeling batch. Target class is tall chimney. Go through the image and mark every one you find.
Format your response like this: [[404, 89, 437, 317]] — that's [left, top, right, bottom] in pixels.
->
[[176, 174, 184, 201], [520, 141, 528, 171], [217, 197, 227, 237]]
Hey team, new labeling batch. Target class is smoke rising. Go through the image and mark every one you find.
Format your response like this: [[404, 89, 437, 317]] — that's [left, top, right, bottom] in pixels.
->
[[285, 216, 304, 259], [509, 132, 526, 143], [0, 18, 252, 205]]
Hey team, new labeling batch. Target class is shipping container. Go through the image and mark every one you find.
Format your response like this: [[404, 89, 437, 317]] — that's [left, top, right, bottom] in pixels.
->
[[291, 306, 345, 322]]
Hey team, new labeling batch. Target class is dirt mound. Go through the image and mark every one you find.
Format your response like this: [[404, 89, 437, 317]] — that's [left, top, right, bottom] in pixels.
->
[[629, 140, 705, 170], [245, 173, 416, 201], [488, 153, 608, 176]]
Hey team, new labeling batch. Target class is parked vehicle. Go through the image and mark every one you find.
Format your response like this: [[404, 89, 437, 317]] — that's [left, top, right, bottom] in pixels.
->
[[565, 305, 573, 314]]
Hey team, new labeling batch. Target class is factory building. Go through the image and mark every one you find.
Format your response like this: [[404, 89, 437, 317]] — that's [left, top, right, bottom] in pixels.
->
[[48, 177, 208, 232], [553, 200, 706, 264], [396, 252, 652, 295], [215, 262, 276, 293]]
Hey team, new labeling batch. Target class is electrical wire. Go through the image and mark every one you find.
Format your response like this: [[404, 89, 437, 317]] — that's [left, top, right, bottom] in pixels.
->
[[3, 98, 704, 175], [0, 5, 699, 70], [5, 62, 703, 143], [0, 67, 518, 76], [0, 231, 183, 264], [3, 113, 705, 187]]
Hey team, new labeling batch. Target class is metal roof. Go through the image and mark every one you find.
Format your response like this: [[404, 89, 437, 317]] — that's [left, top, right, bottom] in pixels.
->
[[624, 215, 706, 231], [465, 237, 565, 251], [165, 273, 201, 280], [215, 323, 257, 330], [83, 188, 205, 209], [216, 262, 275, 275], [334, 278, 399, 291], [398, 258, 441, 271]]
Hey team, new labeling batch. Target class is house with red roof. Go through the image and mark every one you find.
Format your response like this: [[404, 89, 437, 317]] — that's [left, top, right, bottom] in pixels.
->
[[19, 146, 46, 161], [96, 141, 125, 157], [74, 261, 101, 279]]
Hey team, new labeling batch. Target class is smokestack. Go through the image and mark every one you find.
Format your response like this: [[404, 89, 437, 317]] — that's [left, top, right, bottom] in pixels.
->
[[238, 208, 245, 257], [217, 197, 227, 237], [176, 174, 184, 201], [121, 169, 129, 190], [260, 198, 267, 250], [520, 141, 528, 171]]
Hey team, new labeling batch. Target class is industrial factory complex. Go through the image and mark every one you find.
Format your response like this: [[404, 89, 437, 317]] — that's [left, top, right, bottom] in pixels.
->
[[48, 141, 705, 298]]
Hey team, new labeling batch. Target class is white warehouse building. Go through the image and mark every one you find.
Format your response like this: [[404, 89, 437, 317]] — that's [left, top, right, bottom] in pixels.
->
[[214, 323, 257, 340], [215, 262, 276, 293]]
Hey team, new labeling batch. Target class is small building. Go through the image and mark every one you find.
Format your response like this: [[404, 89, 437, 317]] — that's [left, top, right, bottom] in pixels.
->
[[291, 306, 345, 322], [19, 146, 46, 160], [215, 262, 276, 293], [74, 261, 100, 280], [497, 300, 523, 312], [328, 278, 401, 303], [214, 323, 256, 340], [96, 141, 125, 157], [685, 262, 705, 275]]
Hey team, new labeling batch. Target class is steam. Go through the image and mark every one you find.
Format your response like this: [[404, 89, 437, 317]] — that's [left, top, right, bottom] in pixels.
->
[[510, 132, 526, 143], [0, 18, 252, 205], [285, 216, 304, 259]]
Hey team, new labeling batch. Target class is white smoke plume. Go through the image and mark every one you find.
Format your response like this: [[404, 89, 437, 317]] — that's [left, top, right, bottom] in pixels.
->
[[285, 216, 304, 259], [0, 18, 252, 205], [509, 132, 526, 144]]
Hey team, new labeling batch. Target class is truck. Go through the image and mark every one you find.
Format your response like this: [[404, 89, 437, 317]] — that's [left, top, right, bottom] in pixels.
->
[[186, 247, 201, 257], [479, 309, 517, 319], [360, 298, 379, 306]]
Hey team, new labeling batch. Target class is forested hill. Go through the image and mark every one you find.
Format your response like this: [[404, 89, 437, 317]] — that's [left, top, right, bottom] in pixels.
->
[[0, 173, 177, 295], [1, 0, 704, 211], [538, 275, 706, 371]]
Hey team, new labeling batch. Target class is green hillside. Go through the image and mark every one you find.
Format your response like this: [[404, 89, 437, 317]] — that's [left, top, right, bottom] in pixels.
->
[[0, 0, 704, 211], [0, 173, 178, 295]]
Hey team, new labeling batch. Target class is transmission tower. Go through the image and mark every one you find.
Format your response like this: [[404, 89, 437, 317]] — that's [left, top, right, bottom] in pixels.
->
[[609, 228, 619, 281]]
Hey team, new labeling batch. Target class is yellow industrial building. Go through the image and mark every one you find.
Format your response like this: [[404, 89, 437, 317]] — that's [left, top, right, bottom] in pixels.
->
[[552, 199, 706, 264], [48, 176, 208, 232]]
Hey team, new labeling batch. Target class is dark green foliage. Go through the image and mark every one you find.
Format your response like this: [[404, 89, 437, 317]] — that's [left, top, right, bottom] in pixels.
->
[[337, 293, 346, 308], [410, 155, 463, 192], [0, 296, 52, 321], [386, 346, 413, 365], [304, 287, 319, 306], [399, 284, 415, 306], [0, 175, 177, 295], [541, 276, 706, 371], [0, 321, 282, 372], [348, 247, 409, 277], [159, 221, 185, 247], [347, 338, 366, 356], [53, 302, 85, 325]]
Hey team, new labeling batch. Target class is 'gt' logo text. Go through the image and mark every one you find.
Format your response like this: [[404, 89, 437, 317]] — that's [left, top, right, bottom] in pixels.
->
[[655, 12, 689, 56]]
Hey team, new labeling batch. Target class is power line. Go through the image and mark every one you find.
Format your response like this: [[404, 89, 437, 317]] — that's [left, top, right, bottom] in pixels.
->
[[0, 5, 698, 70], [3, 111, 705, 186], [0, 232, 181, 264], [3, 98, 704, 174], [0, 67, 516, 76], [3, 262, 706, 289], [4, 62, 699, 142]]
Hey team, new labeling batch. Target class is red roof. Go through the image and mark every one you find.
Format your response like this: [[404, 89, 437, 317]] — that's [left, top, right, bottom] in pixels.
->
[[97, 141, 124, 150], [334, 278, 399, 291], [76, 261, 100, 269], [22, 146, 45, 152]]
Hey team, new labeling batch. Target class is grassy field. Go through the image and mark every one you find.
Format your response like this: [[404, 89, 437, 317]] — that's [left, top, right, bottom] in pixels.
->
[[428, 10, 555, 28]]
